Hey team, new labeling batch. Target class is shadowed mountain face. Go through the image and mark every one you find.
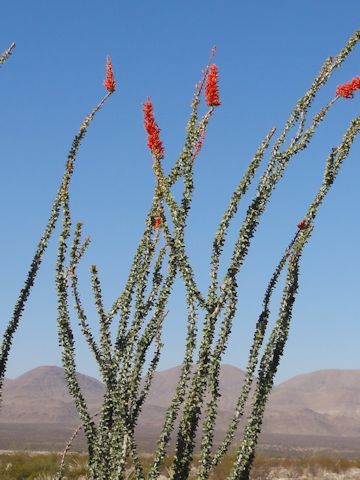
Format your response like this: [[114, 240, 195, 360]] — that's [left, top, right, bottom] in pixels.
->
[[1, 365, 360, 450]]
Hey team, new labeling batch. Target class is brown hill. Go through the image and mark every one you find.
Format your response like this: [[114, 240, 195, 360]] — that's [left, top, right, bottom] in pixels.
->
[[268, 369, 360, 416], [264, 369, 360, 437], [1, 365, 360, 451], [1, 366, 104, 424], [144, 363, 246, 411]]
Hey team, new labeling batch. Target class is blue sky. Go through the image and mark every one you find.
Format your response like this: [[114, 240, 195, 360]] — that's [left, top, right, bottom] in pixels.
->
[[1, 1, 360, 384]]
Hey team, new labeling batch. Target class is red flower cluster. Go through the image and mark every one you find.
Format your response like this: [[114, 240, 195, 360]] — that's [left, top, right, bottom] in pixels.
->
[[336, 76, 360, 99], [143, 98, 164, 160], [297, 219, 308, 230], [103, 55, 116, 93], [205, 64, 221, 107]]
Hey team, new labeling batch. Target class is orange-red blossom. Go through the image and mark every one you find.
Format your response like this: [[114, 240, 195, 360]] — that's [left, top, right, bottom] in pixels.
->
[[104, 55, 116, 93], [336, 76, 360, 99], [143, 98, 164, 160], [205, 64, 221, 106]]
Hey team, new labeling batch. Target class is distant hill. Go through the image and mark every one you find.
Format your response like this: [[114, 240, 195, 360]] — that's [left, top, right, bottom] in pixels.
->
[[143, 363, 246, 411], [269, 369, 360, 416], [1, 365, 360, 452], [1, 365, 104, 424], [264, 369, 360, 437]]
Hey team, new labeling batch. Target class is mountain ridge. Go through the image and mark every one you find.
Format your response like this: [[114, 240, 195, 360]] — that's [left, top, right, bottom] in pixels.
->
[[1, 364, 360, 450]]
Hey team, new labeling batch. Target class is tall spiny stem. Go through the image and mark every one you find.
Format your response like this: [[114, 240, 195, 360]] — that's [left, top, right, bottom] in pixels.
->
[[227, 114, 360, 480], [4, 31, 356, 480], [0, 42, 15, 65], [171, 31, 360, 480], [0, 90, 113, 405]]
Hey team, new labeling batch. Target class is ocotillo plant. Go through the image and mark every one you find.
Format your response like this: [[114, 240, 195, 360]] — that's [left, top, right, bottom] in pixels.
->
[[53, 31, 360, 480], [1, 30, 360, 480]]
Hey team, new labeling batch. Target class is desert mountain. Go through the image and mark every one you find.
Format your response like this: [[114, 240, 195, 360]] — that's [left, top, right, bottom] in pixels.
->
[[0, 365, 104, 424], [143, 364, 246, 411], [263, 369, 360, 437], [269, 369, 360, 416], [1, 365, 360, 450]]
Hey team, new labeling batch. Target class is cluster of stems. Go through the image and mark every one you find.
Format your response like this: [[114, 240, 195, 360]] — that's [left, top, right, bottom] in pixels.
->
[[1, 31, 360, 480]]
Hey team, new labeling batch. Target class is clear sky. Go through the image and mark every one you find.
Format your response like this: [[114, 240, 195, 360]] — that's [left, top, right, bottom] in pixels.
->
[[1, 1, 359, 384]]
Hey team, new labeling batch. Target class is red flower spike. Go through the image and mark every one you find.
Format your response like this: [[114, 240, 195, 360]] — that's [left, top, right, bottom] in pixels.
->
[[104, 55, 116, 93], [297, 219, 307, 230], [205, 64, 221, 107], [336, 76, 360, 99], [143, 98, 164, 160]]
